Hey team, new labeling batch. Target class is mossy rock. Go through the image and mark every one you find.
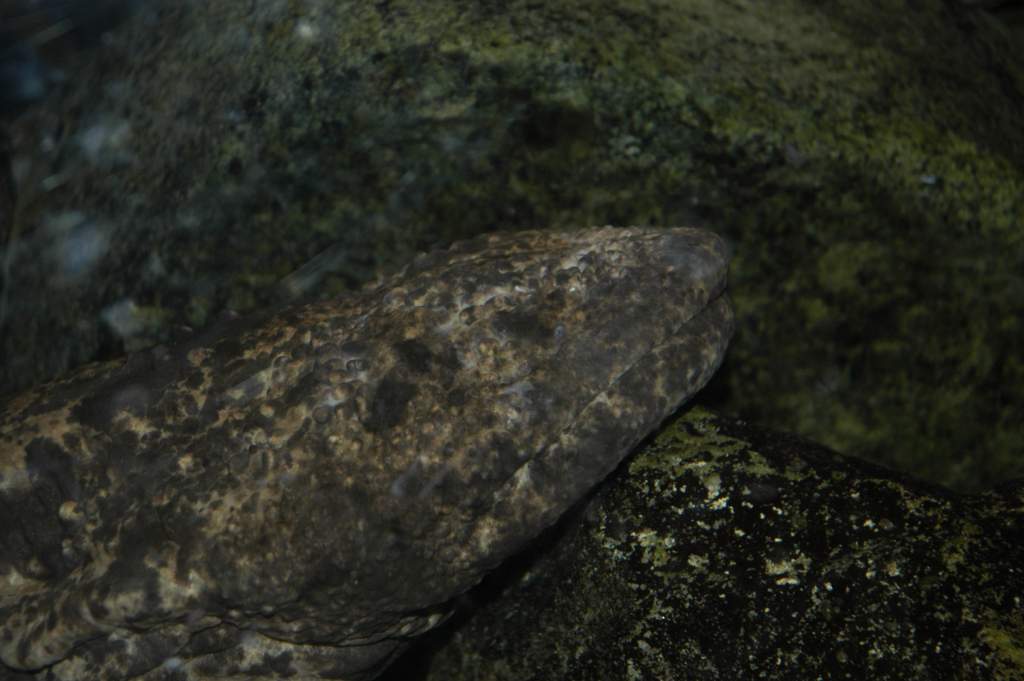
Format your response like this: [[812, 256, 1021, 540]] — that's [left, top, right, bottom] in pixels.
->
[[383, 406, 1024, 681], [3, 0, 1022, 490]]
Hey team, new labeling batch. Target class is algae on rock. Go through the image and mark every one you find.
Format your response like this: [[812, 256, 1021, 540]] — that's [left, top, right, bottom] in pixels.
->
[[3, 0, 1023, 490], [385, 407, 1024, 681]]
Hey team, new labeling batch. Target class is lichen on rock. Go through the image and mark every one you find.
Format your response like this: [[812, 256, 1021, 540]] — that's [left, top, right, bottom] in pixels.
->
[[399, 406, 1024, 680]]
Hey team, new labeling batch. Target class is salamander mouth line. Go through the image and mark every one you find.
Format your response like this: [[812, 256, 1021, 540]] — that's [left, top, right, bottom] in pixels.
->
[[491, 287, 728, 505]]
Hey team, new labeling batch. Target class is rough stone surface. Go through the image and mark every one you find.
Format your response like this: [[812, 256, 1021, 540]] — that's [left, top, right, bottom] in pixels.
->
[[0, 226, 733, 680], [2, 0, 1022, 492], [396, 407, 1024, 681]]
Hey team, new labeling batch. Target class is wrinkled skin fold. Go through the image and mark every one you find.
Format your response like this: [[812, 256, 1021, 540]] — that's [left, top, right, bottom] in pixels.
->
[[0, 226, 733, 680]]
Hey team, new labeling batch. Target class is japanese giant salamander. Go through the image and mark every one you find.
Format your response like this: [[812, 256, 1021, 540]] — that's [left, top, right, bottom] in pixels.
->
[[0, 226, 733, 680]]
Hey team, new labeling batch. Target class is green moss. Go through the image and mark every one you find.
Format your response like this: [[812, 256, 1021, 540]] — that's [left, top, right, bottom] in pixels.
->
[[980, 615, 1024, 681], [400, 407, 1024, 680], [8, 0, 1022, 490]]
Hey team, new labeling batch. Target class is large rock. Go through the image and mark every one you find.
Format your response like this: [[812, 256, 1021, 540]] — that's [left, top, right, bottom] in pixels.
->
[[390, 407, 1024, 680], [2, 0, 1022, 491]]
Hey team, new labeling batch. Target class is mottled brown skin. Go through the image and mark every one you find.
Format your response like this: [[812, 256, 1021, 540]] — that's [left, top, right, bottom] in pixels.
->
[[0, 226, 733, 680]]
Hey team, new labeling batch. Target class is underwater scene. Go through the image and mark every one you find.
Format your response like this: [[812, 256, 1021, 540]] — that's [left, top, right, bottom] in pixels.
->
[[1, 1, 1023, 679]]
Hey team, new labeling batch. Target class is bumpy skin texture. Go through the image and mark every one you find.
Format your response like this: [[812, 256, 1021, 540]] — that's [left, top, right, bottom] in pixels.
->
[[0, 226, 733, 680]]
